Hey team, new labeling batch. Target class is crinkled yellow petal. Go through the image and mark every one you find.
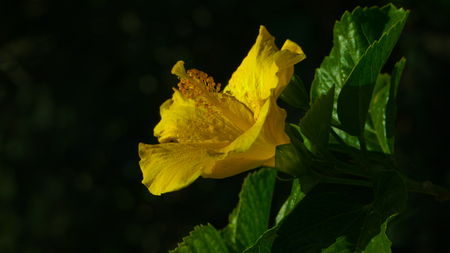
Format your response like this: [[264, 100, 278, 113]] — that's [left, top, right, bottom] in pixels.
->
[[139, 141, 228, 195], [224, 25, 306, 118], [219, 98, 272, 155], [259, 97, 290, 147], [154, 88, 254, 144], [203, 97, 289, 178], [272, 40, 307, 99]]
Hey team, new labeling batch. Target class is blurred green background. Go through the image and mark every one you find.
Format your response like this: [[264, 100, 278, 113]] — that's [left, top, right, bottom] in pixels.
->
[[1, 0, 449, 252]]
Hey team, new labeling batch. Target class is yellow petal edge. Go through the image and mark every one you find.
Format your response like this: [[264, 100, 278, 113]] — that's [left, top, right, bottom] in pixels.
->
[[139, 25, 305, 195]]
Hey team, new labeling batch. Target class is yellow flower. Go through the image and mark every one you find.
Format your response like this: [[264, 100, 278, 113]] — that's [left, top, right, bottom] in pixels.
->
[[139, 26, 306, 195]]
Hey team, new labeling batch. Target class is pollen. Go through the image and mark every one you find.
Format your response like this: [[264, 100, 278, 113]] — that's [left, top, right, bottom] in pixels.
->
[[176, 68, 235, 119]]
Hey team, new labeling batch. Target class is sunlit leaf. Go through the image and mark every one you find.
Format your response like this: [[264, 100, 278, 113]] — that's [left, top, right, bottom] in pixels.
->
[[336, 8, 409, 136], [369, 73, 391, 154], [386, 58, 406, 152], [275, 176, 317, 224], [364, 215, 397, 253], [311, 4, 408, 138], [220, 207, 239, 253], [171, 224, 229, 253], [311, 4, 408, 109], [220, 169, 277, 253], [242, 226, 279, 253]]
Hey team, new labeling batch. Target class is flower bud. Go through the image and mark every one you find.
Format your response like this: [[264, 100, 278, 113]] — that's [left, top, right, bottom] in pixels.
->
[[274, 124, 312, 177], [279, 74, 310, 110]]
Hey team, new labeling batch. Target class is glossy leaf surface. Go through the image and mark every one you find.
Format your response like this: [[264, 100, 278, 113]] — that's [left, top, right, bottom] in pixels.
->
[[171, 224, 229, 253], [311, 4, 408, 138], [220, 169, 277, 253]]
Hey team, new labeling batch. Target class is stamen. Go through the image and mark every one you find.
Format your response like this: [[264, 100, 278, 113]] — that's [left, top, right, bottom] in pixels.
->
[[174, 65, 250, 131]]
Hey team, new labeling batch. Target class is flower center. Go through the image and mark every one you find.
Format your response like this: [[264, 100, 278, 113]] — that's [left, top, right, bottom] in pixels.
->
[[176, 68, 251, 131]]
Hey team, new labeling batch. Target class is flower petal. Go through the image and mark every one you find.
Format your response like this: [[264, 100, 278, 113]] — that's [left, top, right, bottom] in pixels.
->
[[220, 98, 273, 155], [272, 39, 307, 100], [203, 155, 272, 179], [224, 26, 306, 118], [203, 97, 289, 178], [259, 97, 290, 147], [139, 141, 228, 195], [154, 88, 254, 144]]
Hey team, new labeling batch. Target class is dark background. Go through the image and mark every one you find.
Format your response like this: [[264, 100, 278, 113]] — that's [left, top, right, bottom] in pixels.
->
[[1, 0, 449, 252]]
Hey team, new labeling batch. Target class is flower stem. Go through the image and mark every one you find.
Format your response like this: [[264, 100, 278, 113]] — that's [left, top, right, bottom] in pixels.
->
[[334, 159, 373, 178], [309, 163, 450, 202], [357, 134, 371, 169], [308, 169, 373, 188], [407, 180, 450, 202], [397, 171, 450, 202]]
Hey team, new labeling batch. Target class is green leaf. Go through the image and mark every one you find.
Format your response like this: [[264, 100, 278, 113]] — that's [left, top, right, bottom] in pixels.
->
[[300, 85, 335, 157], [330, 127, 360, 148], [272, 192, 363, 252], [371, 171, 407, 215], [311, 4, 408, 102], [330, 121, 388, 155], [386, 58, 406, 139], [274, 143, 312, 177], [171, 224, 229, 253], [279, 74, 310, 110], [220, 169, 277, 253], [220, 207, 239, 253], [369, 73, 391, 154], [243, 176, 318, 253], [311, 4, 409, 136], [330, 128, 364, 164], [242, 226, 279, 253], [283, 123, 312, 168], [322, 236, 354, 253], [271, 170, 407, 252], [364, 215, 397, 253], [337, 9, 409, 136], [275, 176, 318, 224], [284, 123, 303, 145]]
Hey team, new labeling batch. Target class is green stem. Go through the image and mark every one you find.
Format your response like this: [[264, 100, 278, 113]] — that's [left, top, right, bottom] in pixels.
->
[[312, 152, 373, 179], [309, 161, 450, 202], [392, 169, 450, 202], [334, 160, 373, 178], [357, 134, 371, 168], [405, 179, 450, 202], [309, 169, 373, 188], [313, 157, 373, 179]]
